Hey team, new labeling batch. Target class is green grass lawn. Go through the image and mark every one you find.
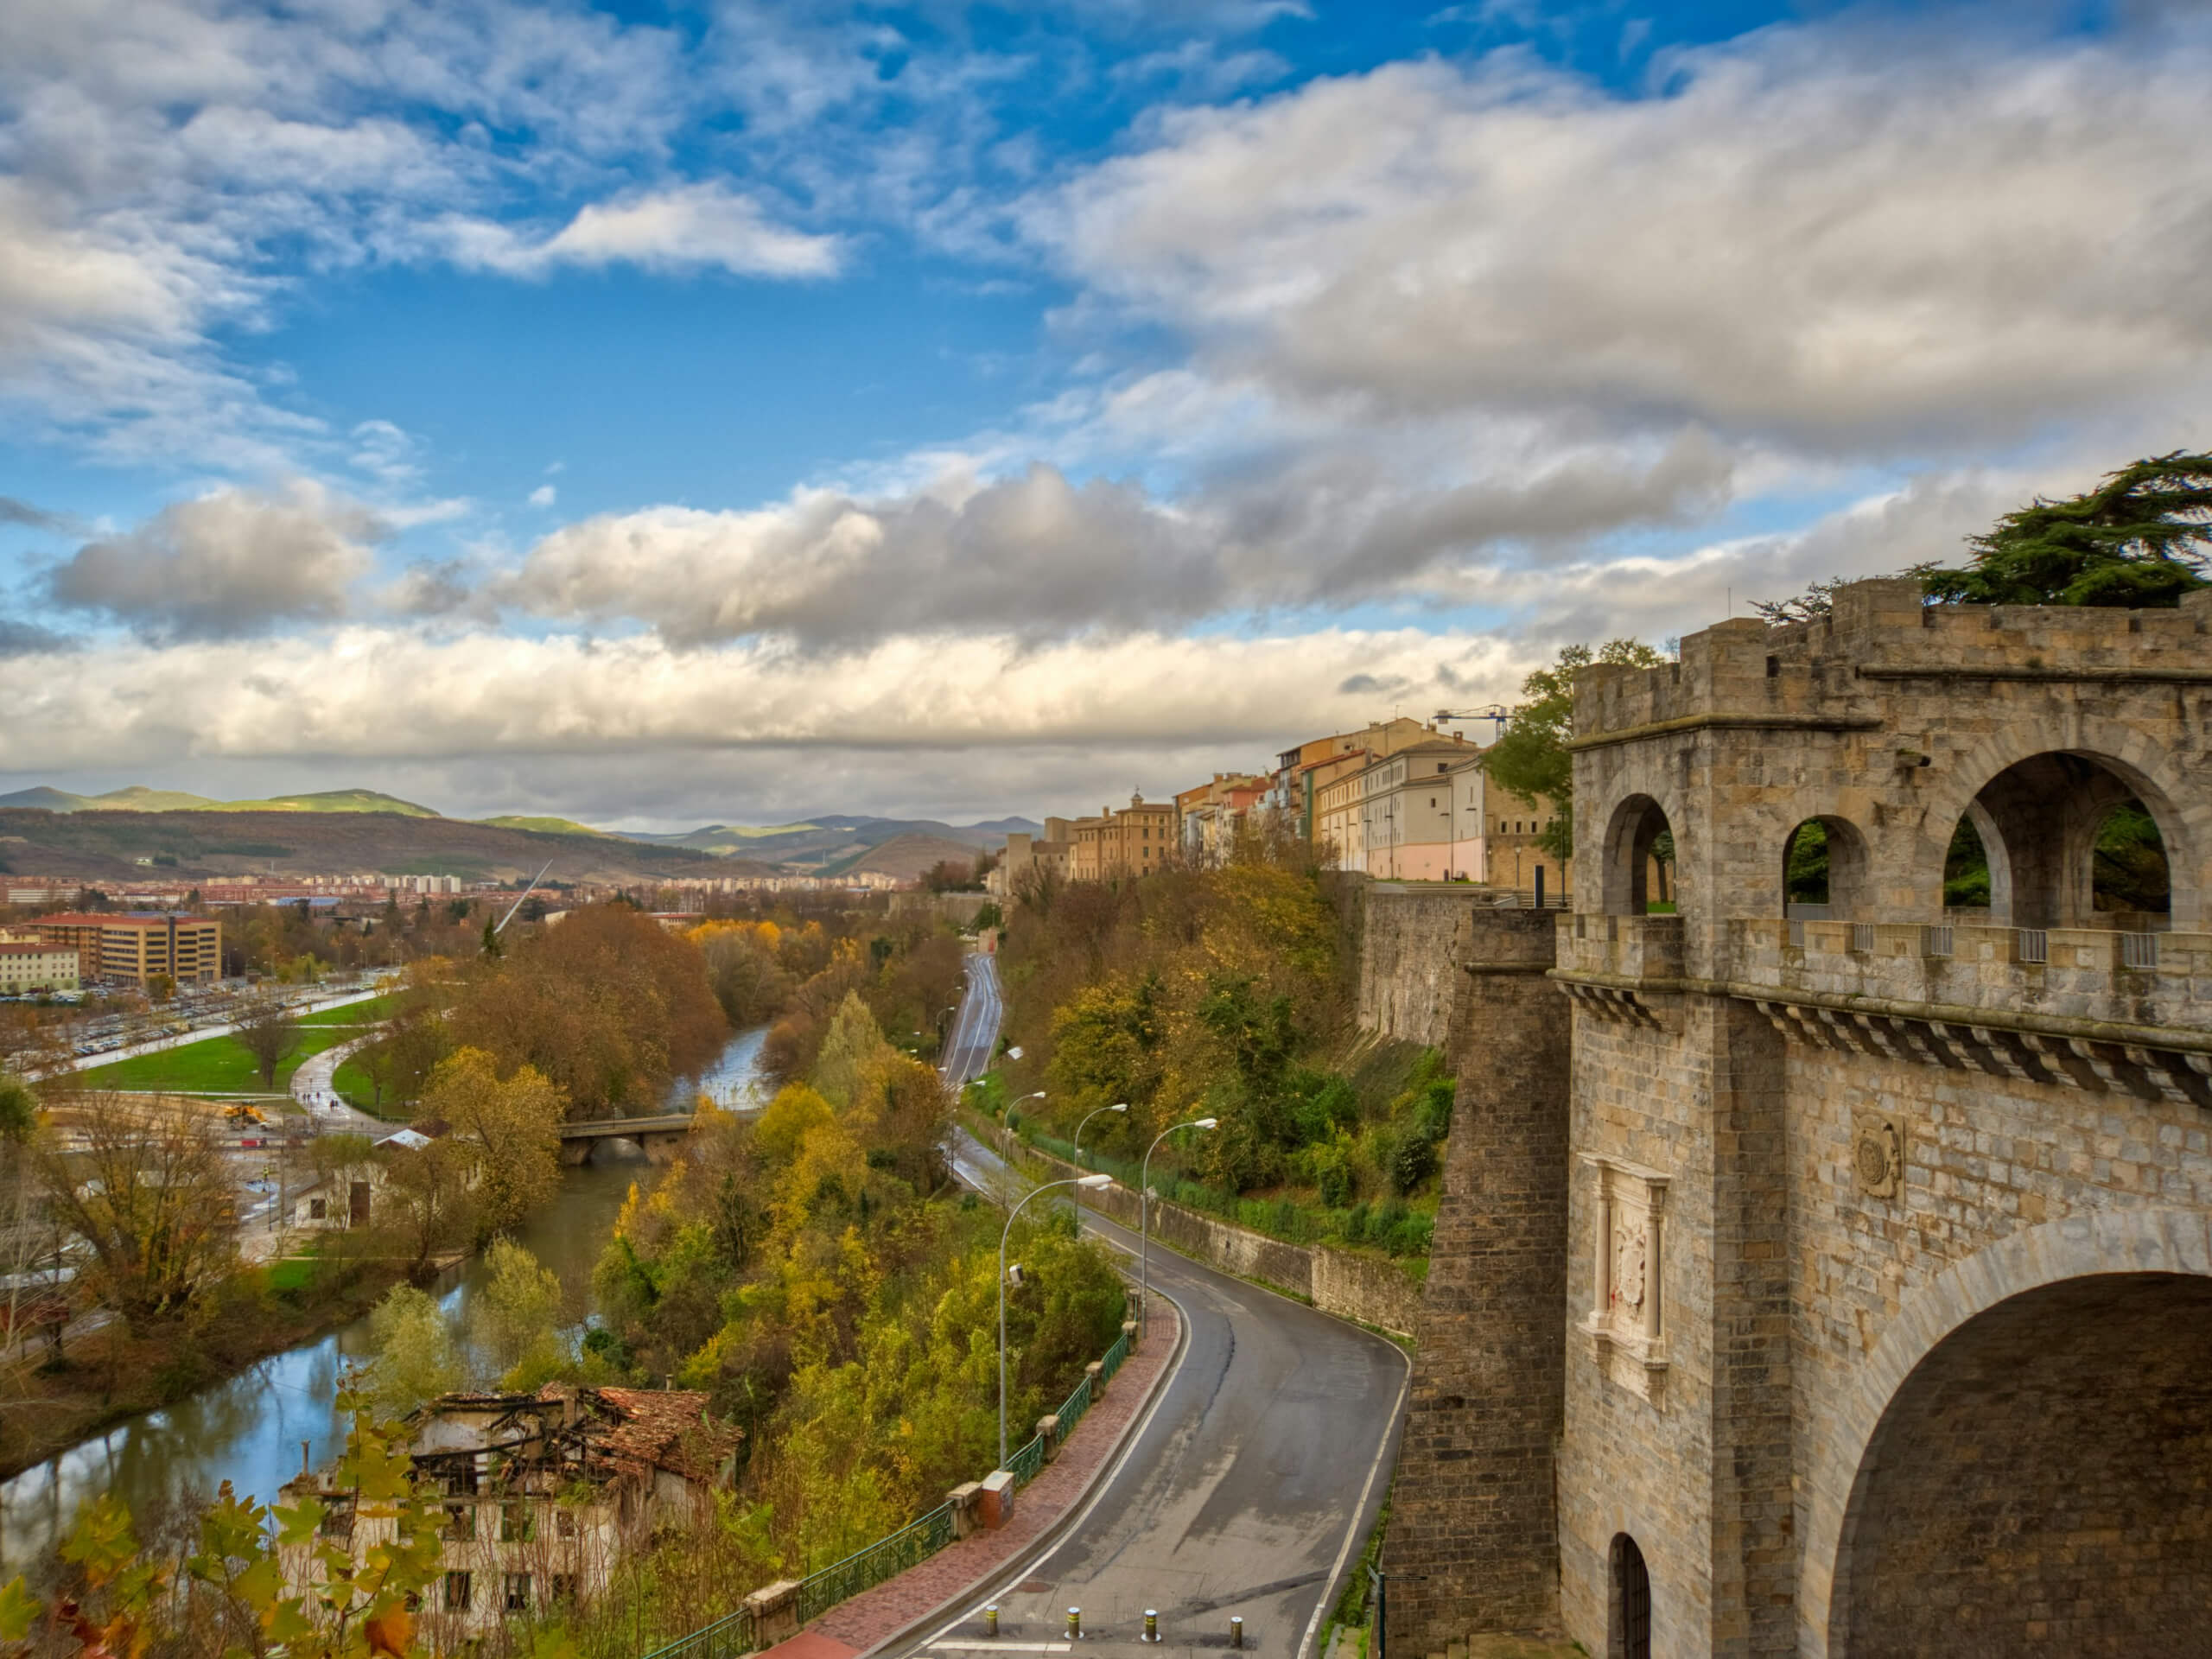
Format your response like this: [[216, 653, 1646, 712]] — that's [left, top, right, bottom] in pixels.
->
[[297, 991, 398, 1027], [331, 1055, 412, 1120], [78, 1023, 358, 1096]]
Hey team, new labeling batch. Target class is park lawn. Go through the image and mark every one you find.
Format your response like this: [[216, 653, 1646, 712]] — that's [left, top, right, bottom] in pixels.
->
[[331, 1055, 412, 1120], [77, 1023, 357, 1096], [297, 991, 398, 1027]]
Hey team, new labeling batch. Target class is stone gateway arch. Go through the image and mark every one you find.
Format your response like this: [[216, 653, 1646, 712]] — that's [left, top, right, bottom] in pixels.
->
[[1365, 579, 2212, 1657]]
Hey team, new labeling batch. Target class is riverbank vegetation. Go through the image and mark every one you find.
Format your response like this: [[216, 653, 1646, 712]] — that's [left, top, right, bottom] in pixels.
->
[[989, 830, 1447, 1262]]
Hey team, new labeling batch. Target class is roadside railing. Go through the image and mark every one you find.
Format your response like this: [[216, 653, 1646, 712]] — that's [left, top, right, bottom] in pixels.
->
[[796, 1503, 957, 1624], [638, 1604, 758, 1659]]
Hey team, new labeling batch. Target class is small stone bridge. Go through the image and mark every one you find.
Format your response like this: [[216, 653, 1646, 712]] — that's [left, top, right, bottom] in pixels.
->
[[557, 1114, 695, 1165]]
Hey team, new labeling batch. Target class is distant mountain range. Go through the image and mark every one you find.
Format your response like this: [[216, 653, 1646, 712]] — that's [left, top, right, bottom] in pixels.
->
[[0, 785, 440, 817], [621, 813, 1040, 871], [0, 785, 1040, 876]]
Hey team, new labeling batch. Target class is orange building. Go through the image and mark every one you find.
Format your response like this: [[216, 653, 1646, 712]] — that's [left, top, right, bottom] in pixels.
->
[[1069, 795, 1179, 881], [34, 912, 224, 988]]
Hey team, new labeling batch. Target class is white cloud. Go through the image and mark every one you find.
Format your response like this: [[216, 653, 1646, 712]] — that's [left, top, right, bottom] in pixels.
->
[[0, 623, 1525, 781], [46, 479, 385, 641], [529, 484, 557, 508], [1023, 18, 2212, 456], [441, 182, 842, 281]]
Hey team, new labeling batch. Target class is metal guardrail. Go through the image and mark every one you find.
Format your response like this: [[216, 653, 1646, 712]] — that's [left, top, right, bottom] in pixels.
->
[[1921, 925, 1954, 959], [1005, 1431, 1046, 1486], [797, 1503, 957, 1624], [2122, 931, 2161, 970], [1849, 922, 1876, 955], [2017, 928, 2050, 965], [1054, 1373, 1092, 1442], [1098, 1326, 1131, 1387], [638, 1604, 759, 1659]]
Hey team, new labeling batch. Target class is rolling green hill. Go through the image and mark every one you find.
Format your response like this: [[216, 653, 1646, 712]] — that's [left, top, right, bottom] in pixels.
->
[[0, 785, 440, 817], [476, 815, 613, 836]]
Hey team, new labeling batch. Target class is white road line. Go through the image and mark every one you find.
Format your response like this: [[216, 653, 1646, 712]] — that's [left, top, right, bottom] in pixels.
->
[[1294, 1343, 1409, 1659], [928, 1643, 1071, 1652]]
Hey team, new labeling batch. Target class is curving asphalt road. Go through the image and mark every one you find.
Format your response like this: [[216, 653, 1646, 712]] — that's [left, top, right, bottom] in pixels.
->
[[938, 950, 1006, 1090], [928, 1130, 1408, 1659]]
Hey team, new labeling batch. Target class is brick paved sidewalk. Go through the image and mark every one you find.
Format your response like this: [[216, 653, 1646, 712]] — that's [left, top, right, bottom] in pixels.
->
[[769, 1300, 1185, 1659]]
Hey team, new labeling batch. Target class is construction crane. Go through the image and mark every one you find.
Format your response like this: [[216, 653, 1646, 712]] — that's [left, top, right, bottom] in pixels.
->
[[1434, 705, 1510, 737]]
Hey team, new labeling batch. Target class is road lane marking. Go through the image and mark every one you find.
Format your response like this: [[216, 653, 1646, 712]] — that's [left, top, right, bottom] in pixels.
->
[[1294, 1338, 1409, 1659], [928, 1643, 1071, 1652]]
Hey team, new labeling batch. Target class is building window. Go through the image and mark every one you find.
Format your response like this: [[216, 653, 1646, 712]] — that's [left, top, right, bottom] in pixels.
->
[[556, 1509, 578, 1539], [550, 1573, 578, 1603], [308, 1198, 327, 1220], [448, 1465, 480, 1496], [446, 1572, 473, 1612], [501, 1503, 531, 1542], [505, 1574, 531, 1612]]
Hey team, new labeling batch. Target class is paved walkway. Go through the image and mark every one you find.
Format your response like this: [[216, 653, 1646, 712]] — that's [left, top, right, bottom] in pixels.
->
[[777, 1296, 1185, 1659]]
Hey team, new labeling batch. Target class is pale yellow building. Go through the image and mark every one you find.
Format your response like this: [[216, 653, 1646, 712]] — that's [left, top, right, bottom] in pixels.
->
[[0, 940, 79, 994], [33, 912, 223, 987]]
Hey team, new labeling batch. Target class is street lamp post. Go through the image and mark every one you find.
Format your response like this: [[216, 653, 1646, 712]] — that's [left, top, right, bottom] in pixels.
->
[[1073, 1102, 1128, 1167], [1001, 1173, 1114, 1467], [1140, 1116, 1217, 1319]]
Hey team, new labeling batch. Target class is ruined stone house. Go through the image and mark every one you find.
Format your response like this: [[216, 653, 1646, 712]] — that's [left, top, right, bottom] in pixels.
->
[[280, 1384, 740, 1638]]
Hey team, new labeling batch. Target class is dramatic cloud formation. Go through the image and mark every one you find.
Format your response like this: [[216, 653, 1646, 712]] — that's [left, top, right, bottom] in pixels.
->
[[1026, 21, 2212, 453], [5, 3, 2210, 822], [48, 480, 386, 641]]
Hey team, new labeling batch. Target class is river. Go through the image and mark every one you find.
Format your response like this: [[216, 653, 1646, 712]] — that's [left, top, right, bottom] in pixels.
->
[[0, 1025, 770, 1569]]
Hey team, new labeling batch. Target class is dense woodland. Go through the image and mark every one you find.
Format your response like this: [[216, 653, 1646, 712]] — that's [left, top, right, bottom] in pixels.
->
[[988, 826, 1447, 1261]]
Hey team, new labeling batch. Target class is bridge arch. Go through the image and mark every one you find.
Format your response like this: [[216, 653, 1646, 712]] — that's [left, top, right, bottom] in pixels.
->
[[1803, 1208, 2212, 1657]]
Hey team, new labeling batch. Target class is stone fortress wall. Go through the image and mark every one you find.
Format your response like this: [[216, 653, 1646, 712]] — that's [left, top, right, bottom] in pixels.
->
[[1372, 581, 2212, 1657]]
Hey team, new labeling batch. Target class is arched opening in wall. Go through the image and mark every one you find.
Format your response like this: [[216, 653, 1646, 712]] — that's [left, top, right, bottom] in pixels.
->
[[1831, 1273, 2212, 1659], [2091, 799, 2171, 921], [1601, 796, 1677, 916], [1608, 1534, 1650, 1659], [1783, 817, 1871, 921], [1949, 753, 2180, 930]]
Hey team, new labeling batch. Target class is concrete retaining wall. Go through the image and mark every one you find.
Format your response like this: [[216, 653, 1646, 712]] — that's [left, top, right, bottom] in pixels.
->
[[1001, 1136, 1424, 1338]]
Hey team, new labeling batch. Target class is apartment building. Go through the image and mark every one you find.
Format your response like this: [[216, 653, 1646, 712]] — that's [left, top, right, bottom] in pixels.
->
[[1176, 773, 1270, 867], [33, 912, 223, 987], [1069, 795, 1178, 881], [1268, 716, 1459, 837], [1317, 743, 1560, 887], [0, 939, 79, 994]]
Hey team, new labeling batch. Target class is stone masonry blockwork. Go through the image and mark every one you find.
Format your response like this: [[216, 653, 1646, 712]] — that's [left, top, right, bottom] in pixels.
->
[[1361, 583, 2212, 1658]]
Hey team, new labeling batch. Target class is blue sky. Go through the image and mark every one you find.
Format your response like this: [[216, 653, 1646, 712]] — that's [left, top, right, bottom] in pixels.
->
[[0, 0, 2202, 828]]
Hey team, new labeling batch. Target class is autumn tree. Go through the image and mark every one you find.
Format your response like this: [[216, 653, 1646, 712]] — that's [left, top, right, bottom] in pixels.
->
[[360, 1283, 461, 1414], [376, 1133, 479, 1278], [232, 995, 302, 1090], [1481, 639, 1668, 863], [448, 902, 727, 1119], [471, 1237, 565, 1387], [419, 1047, 565, 1236], [34, 1092, 238, 1325]]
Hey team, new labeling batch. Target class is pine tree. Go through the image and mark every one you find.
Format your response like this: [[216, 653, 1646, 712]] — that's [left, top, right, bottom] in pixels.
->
[[1916, 450, 2212, 607]]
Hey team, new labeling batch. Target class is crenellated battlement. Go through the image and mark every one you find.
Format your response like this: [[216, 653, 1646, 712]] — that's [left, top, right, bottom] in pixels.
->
[[1573, 582, 2212, 746]]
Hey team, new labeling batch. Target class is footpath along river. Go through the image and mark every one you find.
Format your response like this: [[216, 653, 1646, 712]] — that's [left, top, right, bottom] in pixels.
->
[[0, 1025, 772, 1570]]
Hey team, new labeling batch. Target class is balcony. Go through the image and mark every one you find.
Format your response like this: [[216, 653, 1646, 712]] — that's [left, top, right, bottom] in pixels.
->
[[1727, 918, 2212, 1039], [1557, 913, 1685, 984]]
